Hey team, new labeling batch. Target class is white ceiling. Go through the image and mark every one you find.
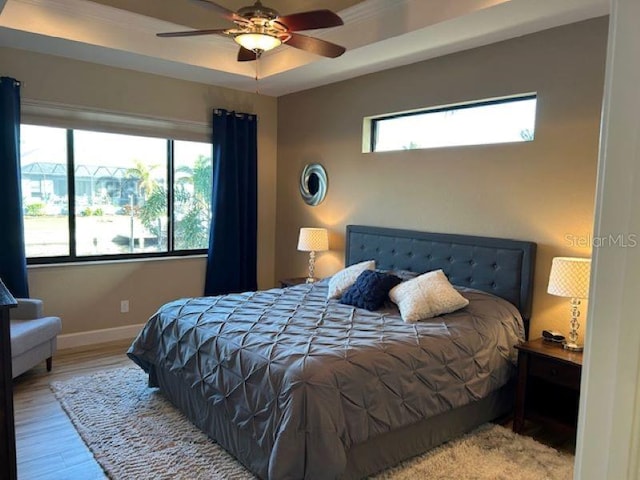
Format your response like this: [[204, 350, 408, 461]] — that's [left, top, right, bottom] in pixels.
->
[[0, 0, 609, 97]]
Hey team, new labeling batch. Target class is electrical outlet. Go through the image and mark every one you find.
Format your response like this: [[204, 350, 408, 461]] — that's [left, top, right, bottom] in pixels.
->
[[120, 300, 129, 313]]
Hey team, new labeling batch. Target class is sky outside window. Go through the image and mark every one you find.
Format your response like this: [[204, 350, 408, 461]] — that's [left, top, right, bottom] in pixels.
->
[[373, 96, 537, 152]]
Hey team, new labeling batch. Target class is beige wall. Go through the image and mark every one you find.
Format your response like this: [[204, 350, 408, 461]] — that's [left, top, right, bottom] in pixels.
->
[[27, 257, 207, 335], [276, 18, 608, 339], [0, 46, 278, 335]]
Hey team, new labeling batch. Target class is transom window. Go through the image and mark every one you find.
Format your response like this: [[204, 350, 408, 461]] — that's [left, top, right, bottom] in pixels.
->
[[20, 125, 213, 263], [368, 94, 537, 152]]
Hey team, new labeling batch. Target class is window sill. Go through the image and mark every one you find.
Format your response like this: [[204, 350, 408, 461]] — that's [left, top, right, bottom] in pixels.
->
[[26, 253, 207, 269]]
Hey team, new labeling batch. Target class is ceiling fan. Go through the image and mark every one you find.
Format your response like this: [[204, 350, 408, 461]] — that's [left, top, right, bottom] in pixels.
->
[[157, 0, 346, 62]]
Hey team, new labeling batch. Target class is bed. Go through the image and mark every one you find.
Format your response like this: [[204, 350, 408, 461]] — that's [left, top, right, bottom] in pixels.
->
[[128, 225, 536, 479]]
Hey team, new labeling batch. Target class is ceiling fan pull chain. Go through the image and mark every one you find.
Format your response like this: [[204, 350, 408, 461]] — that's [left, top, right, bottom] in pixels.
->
[[255, 54, 260, 95]]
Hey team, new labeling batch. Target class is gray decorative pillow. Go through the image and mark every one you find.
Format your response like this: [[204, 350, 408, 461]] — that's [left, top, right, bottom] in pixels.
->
[[389, 269, 420, 281], [375, 269, 419, 281]]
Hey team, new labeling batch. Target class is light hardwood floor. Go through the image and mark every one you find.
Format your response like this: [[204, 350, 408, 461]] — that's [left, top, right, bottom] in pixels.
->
[[13, 340, 132, 480], [12, 340, 575, 479]]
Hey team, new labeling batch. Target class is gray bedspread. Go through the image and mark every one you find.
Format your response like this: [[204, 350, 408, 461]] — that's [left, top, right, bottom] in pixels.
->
[[128, 281, 524, 479]]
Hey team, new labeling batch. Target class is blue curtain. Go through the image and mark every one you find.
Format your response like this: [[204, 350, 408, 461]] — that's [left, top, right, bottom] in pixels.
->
[[204, 109, 257, 296], [0, 77, 29, 298]]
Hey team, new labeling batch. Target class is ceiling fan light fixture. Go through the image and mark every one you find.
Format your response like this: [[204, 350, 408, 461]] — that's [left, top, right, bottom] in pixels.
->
[[157, 1, 345, 61], [235, 33, 281, 52]]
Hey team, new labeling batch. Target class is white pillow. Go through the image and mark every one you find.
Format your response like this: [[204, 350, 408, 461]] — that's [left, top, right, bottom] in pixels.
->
[[327, 260, 375, 299], [389, 269, 469, 323]]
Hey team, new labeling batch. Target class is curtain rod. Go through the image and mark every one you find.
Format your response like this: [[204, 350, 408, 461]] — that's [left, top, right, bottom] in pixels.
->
[[213, 109, 256, 120]]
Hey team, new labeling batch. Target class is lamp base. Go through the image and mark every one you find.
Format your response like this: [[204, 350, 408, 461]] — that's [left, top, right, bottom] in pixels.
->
[[563, 341, 583, 352]]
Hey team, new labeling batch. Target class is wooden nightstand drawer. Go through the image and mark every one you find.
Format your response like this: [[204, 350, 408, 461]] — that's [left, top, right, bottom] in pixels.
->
[[528, 355, 581, 389]]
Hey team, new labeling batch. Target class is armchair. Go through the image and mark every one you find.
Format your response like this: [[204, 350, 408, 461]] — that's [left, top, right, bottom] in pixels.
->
[[10, 299, 62, 378]]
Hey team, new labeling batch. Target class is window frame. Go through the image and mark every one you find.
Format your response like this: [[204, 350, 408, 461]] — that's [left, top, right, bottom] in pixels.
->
[[22, 125, 213, 265], [369, 93, 537, 153]]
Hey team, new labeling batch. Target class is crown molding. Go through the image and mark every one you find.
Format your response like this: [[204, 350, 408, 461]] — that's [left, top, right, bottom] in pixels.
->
[[340, 0, 409, 25]]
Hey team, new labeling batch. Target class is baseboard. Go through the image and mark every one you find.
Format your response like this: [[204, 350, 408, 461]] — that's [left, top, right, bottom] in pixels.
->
[[57, 324, 144, 350]]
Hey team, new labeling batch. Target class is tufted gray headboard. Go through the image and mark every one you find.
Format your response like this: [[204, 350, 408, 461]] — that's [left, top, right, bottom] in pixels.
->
[[345, 225, 536, 332]]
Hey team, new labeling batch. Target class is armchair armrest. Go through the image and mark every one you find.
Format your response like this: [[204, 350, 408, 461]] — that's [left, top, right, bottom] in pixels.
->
[[11, 298, 44, 320]]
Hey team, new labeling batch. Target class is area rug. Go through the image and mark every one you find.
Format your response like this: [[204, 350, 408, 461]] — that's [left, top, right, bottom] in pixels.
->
[[51, 366, 574, 480]]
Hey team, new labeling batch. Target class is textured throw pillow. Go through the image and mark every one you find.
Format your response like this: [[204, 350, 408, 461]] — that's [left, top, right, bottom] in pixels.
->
[[340, 270, 402, 311], [327, 260, 375, 299], [389, 269, 469, 322]]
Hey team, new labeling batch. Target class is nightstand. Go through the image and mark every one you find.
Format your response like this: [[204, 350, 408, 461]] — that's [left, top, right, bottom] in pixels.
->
[[513, 338, 583, 435], [279, 277, 314, 288]]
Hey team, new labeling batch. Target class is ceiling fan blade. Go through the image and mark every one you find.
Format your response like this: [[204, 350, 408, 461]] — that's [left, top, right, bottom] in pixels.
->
[[276, 10, 343, 31], [237, 47, 258, 62], [157, 29, 228, 38], [285, 33, 345, 58], [190, 0, 239, 22]]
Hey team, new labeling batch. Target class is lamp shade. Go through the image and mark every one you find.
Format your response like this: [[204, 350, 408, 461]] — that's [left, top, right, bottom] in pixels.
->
[[297, 228, 329, 252], [547, 257, 591, 299], [234, 33, 282, 52]]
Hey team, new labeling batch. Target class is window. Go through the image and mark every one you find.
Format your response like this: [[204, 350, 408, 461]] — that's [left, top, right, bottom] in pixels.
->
[[173, 140, 213, 251], [368, 94, 537, 152], [21, 125, 69, 258], [20, 125, 213, 263]]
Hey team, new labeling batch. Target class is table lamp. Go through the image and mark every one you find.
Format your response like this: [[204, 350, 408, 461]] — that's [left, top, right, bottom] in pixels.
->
[[547, 256, 591, 352], [297, 228, 329, 283]]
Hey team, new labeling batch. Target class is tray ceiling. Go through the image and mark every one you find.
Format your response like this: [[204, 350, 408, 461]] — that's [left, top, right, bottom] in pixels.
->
[[0, 0, 609, 96]]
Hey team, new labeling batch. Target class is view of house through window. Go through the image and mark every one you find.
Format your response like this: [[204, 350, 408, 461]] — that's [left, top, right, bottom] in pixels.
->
[[20, 124, 213, 261], [20, 125, 70, 257], [371, 94, 537, 152]]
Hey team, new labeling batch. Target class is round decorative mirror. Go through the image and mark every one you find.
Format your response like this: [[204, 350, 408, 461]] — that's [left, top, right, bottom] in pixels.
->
[[299, 163, 328, 206]]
